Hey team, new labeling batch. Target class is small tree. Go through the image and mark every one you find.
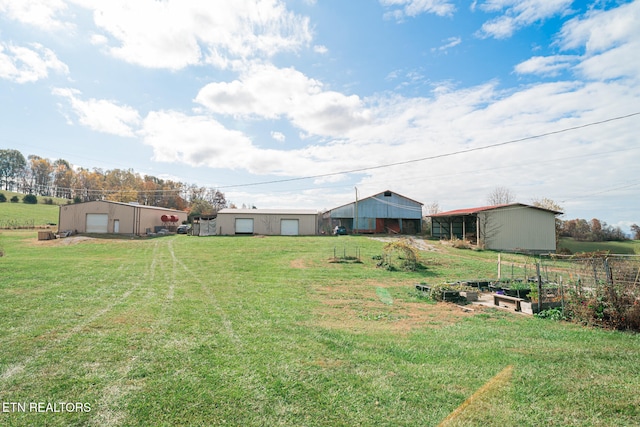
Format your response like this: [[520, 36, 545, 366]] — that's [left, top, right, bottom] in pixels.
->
[[631, 224, 640, 240], [0, 193, 5, 202], [23, 194, 38, 204]]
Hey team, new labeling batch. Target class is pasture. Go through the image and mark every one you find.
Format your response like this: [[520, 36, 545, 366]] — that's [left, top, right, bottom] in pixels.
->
[[0, 231, 638, 426]]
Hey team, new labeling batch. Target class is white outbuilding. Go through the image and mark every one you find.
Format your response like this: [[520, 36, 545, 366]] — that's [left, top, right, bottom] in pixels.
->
[[429, 203, 562, 253]]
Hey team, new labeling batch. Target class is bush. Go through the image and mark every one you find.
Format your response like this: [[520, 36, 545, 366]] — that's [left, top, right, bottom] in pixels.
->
[[0, 193, 5, 202], [377, 239, 421, 271], [43, 198, 54, 205], [23, 194, 38, 204], [10, 196, 19, 203]]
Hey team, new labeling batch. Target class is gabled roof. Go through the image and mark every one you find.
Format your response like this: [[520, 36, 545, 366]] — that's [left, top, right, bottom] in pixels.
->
[[327, 190, 423, 212], [429, 203, 562, 217]]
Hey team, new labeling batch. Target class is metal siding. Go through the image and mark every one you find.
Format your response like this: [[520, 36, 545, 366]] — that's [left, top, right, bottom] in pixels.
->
[[217, 212, 318, 235], [357, 194, 422, 219], [484, 207, 556, 251]]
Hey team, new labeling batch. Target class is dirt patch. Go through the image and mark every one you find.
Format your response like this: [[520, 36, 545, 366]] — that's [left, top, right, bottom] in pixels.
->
[[310, 280, 484, 334], [290, 258, 309, 269], [32, 235, 97, 246], [369, 236, 438, 252]]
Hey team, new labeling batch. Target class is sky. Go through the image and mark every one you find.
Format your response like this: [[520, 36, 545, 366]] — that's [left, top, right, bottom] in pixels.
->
[[1, 0, 639, 232]]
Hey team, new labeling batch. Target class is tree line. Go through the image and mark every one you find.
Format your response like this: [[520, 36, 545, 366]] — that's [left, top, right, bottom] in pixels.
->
[[0, 148, 227, 216]]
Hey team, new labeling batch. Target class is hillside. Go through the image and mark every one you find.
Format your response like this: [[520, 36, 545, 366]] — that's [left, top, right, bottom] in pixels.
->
[[558, 237, 640, 255], [0, 191, 62, 228]]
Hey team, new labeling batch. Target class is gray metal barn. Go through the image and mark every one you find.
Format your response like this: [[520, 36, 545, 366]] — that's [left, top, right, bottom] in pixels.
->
[[429, 203, 562, 253], [322, 190, 423, 234]]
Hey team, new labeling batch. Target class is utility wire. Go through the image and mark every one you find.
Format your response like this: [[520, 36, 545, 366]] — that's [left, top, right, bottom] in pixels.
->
[[218, 111, 640, 189]]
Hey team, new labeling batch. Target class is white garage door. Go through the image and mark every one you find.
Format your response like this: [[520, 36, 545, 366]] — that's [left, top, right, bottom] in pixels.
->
[[281, 219, 299, 236], [86, 213, 108, 233], [235, 218, 254, 234]]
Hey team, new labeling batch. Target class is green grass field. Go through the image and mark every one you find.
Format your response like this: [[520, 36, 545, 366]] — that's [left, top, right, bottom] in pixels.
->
[[0, 191, 62, 229], [558, 237, 640, 255], [0, 231, 638, 426]]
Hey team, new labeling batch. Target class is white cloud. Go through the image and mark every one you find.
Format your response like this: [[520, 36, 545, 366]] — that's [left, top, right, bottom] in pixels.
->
[[0, 42, 69, 83], [194, 63, 371, 137], [514, 55, 577, 77], [432, 36, 462, 52], [557, 1, 640, 82], [476, 0, 573, 39], [69, 0, 312, 70], [313, 45, 328, 54], [52, 87, 141, 137], [558, 1, 640, 54], [0, 0, 73, 31], [271, 131, 286, 142], [380, 0, 456, 20], [140, 110, 322, 175]]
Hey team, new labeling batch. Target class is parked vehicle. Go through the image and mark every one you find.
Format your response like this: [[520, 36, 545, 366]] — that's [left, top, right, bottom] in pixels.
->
[[333, 225, 347, 235], [176, 224, 191, 234]]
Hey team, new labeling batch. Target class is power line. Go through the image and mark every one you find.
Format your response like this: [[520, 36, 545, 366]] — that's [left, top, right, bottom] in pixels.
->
[[218, 111, 640, 189]]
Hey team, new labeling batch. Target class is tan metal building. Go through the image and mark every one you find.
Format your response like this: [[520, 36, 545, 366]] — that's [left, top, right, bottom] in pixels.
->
[[58, 200, 188, 235], [216, 209, 319, 236], [429, 203, 562, 253]]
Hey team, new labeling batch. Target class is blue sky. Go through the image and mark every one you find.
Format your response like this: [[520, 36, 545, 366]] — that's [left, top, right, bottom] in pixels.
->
[[1, 0, 639, 231]]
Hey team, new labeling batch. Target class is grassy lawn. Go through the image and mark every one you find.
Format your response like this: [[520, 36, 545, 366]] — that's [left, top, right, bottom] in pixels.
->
[[558, 237, 640, 255], [0, 231, 638, 426], [0, 200, 59, 228]]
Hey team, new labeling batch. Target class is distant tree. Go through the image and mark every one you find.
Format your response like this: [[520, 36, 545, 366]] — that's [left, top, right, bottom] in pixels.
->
[[631, 224, 640, 240], [590, 218, 604, 241], [487, 186, 516, 205], [0, 149, 27, 191], [189, 199, 214, 217], [28, 155, 54, 196]]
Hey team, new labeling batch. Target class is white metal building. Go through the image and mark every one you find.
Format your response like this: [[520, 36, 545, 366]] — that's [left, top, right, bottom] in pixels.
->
[[216, 209, 319, 236], [429, 203, 562, 253]]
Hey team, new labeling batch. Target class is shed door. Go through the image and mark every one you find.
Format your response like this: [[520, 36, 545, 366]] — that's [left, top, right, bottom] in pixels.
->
[[86, 213, 108, 233], [281, 219, 299, 236], [235, 218, 254, 234]]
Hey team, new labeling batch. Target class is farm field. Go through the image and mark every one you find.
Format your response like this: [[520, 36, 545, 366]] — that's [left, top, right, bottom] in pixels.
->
[[0, 230, 638, 426], [557, 237, 640, 255]]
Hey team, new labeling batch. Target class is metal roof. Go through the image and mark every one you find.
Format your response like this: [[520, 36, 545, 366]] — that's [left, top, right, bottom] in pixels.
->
[[429, 203, 562, 217], [217, 208, 319, 215]]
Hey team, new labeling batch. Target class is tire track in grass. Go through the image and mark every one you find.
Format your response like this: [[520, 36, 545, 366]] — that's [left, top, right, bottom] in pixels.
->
[[169, 244, 241, 345], [167, 241, 271, 413], [91, 239, 171, 427], [0, 251, 150, 383]]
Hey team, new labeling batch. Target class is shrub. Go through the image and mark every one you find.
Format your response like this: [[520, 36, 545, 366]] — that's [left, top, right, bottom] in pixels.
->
[[10, 196, 19, 203], [377, 239, 421, 271], [23, 194, 38, 204], [43, 198, 54, 205], [0, 193, 5, 202]]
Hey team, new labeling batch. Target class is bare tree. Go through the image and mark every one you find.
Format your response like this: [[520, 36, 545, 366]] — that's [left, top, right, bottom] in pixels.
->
[[487, 186, 516, 205]]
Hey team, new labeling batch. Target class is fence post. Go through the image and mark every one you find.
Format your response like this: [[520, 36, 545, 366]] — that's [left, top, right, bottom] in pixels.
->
[[536, 262, 543, 314]]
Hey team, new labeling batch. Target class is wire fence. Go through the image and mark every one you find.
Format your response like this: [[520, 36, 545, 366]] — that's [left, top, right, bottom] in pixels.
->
[[539, 254, 640, 330], [0, 219, 36, 229]]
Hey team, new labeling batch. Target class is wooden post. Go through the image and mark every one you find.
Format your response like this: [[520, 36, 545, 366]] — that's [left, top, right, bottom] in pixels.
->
[[497, 253, 501, 280], [536, 262, 543, 314]]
